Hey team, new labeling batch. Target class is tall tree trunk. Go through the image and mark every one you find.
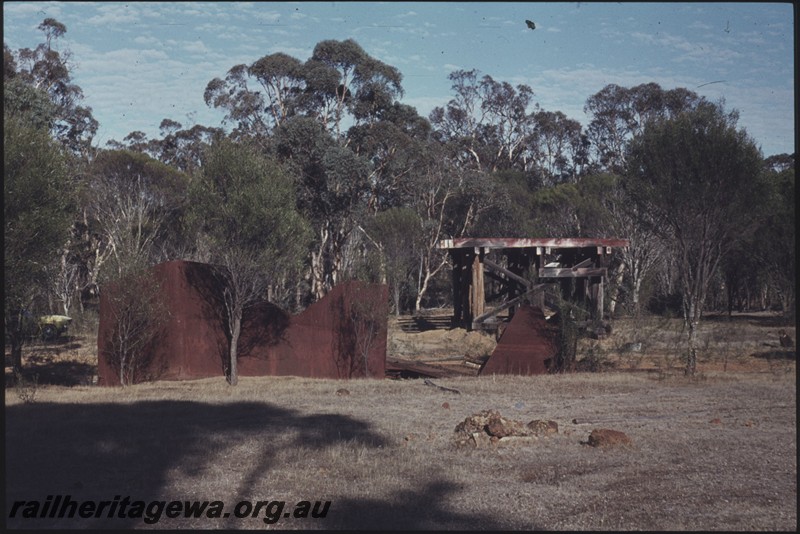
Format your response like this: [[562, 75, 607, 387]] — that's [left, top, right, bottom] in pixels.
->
[[632, 274, 643, 316], [228, 308, 242, 386], [684, 298, 699, 376], [393, 284, 401, 317], [607, 263, 625, 317], [10, 339, 23, 376]]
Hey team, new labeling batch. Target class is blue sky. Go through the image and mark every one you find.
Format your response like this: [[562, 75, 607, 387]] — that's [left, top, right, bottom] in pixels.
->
[[3, 1, 795, 157]]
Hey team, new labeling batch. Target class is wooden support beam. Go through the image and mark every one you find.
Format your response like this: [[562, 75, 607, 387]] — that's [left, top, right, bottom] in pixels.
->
[[596, 277, 604, 319], [470, 248, 485, 323], [451, 249, 471, 327], [572, 257, 594, 270], [483, 258, 532, 288]]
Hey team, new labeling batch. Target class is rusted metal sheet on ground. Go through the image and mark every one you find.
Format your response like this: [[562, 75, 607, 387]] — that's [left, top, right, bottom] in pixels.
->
[[479, 305, 559, 376], [98, 260, 388, 386]]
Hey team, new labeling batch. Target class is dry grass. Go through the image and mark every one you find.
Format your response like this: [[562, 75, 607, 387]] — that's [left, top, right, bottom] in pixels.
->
[[4, 311, 798, 530]]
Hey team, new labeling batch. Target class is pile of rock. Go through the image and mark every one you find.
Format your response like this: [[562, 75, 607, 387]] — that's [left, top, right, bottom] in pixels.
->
[[586, 428, 632, 447], [454, 410, 559, 448]]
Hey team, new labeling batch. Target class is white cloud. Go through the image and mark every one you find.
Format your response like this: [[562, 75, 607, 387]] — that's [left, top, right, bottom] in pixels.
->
[[134, 35, 160, 46], [86, 4, 142, 26], [183, 40, 210, 55]]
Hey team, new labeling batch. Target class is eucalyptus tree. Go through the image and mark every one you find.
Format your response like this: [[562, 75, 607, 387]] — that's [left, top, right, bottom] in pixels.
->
[[624, 101, 763, 375], [347, 102, 432, 213], [83, 149, 191, 296], [9, 18, 98, 157], [399, 146, 500, 310], [361, 207, 424, 315], [204, 54, 304, 144], [584, 82, 701, 174], [750, 156, 795, 317], [576, 173, 665, 316], [529, 110, 588, 185], [4, 116, 74, 373], [188, 140, 311, 385], [305, 39, 404, 138], [429, 69, 538, 173], [205, 39, 404, 145], [272, 116, 373, 301]]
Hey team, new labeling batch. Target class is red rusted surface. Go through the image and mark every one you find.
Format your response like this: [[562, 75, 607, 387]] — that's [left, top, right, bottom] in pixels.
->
[[97, 260, 228, 386], [98, 260, 387, 386], [479, 305, 559, 376], [439, 237, 629, 249], [238, 281, 387, 379]]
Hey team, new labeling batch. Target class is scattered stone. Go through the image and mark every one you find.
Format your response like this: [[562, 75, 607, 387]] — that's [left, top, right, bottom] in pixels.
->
[[527, 419, 559, 435], [441, 402, 450, 409], [486, 413, 530, 438], [455, 410, 558, 448], [587, 428, 632, 448], [335, 388, 350, 396], [471, 431, 492, 448], [710, 418, 722, 425]]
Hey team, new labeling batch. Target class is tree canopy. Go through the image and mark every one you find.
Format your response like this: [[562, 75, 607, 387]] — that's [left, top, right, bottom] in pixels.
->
[[4, 20, 795, 383], [624, 100, 764, 374]]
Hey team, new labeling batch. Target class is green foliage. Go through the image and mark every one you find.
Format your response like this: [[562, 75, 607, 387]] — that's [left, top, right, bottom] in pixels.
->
[[3, 77, 57, 130], [189, 139, 312, 384], [624, 102, 764, 259], [624, 101, 763, 374], [364, 207, 424, 313], [191, 139, 311, 274], [529, 182, 581, 236], [574, 173, 617, 235], [585, 82, 702, 173], [8, 18, 98, 155], [751, 160, 795, 316], [4, 116, 74, 370], [471, 170, 537, 237], [4, 116, 74, 309]]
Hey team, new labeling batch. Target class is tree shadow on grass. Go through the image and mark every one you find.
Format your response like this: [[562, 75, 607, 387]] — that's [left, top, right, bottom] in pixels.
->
[[329, 480, 516, 530], [5, 400, 507, 530]]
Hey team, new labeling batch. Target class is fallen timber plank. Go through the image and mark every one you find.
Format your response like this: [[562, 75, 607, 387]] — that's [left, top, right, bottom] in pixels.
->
[[423, 379, 462, 394], [386, 359, 454, 379]]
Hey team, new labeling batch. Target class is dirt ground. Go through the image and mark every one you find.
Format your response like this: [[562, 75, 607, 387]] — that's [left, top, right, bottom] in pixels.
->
[[387, 309, 797, 377], [4, 310, 797, 530]]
